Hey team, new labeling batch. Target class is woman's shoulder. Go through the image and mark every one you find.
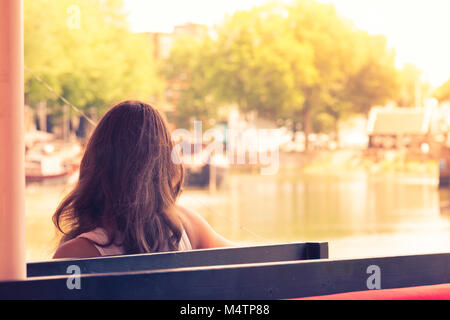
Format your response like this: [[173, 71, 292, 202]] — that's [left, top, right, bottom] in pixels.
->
[[53, 237, 101, 259], [175, 205, 234, 249], [176, 205, 201, 249]]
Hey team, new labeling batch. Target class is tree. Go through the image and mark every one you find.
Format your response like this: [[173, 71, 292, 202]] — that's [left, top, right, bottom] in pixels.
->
[[24, 0, 163, 134], [163, 3, 316, 130], [395, 63, 431, 107], [288, 1, 399, 146], [435, 78, 450, 103], [162, 0, 405, 151], [287, 0, 358, 150], [214, 3, 316, 119], [163, 35, 221, 129], [345, 33, 399, 114]]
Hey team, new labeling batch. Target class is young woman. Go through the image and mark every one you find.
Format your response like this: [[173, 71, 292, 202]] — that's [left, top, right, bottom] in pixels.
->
[[53, 100, 232, 259]]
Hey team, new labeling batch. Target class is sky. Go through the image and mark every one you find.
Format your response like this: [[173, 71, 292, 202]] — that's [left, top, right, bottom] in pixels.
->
[[122, 0, 450, 88]]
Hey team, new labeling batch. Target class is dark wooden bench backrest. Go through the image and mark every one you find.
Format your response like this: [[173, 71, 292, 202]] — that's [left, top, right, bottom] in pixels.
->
[[27, 242, 328, 277], [2, 252, 449, 299]]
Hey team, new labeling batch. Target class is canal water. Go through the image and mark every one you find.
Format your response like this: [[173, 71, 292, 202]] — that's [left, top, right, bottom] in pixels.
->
[[25, 169, 450, 261]]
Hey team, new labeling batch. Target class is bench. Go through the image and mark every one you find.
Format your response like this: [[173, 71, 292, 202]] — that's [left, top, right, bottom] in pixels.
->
[[1, 252, 448, 300], [27, 241, 329, 277]]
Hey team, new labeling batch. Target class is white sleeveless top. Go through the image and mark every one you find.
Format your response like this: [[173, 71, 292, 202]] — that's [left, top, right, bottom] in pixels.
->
[[77, 227, 192, 256]]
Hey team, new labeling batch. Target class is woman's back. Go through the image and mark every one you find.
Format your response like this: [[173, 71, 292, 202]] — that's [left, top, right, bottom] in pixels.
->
[[52, 101, 232, 260], [76, 227, 192, 256]]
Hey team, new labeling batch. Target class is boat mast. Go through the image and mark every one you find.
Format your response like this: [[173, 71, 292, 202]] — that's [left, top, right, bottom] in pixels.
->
[[0, 0, 26, 281]]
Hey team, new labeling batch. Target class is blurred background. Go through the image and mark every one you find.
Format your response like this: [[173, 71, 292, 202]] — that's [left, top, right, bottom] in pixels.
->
[[24, 0, 450, 261]]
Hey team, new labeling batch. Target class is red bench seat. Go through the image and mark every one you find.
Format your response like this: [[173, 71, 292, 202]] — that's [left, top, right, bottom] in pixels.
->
[[295, 283, 450, 300]]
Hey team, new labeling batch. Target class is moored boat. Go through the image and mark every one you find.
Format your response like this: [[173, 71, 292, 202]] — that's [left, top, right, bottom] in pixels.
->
[[184, 155, 228, 188], [25, 139, 81, 184], [182, 143, 228, 188]]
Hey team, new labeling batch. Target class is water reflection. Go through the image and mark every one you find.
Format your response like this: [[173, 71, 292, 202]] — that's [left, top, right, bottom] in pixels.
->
[[179, 170, 450, 258], [26, 170, 450, 260]]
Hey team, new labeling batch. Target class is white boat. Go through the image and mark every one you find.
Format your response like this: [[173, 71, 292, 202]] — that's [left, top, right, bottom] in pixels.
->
[[25, 139, 81, 184]]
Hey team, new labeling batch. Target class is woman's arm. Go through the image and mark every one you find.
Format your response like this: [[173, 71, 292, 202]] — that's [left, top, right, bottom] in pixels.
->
[[53, 237, 101, 259], [176, 205, 235, 249]]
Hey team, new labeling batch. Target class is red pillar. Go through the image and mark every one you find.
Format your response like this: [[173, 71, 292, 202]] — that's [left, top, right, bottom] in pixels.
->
[[0, 0, 25, 281]]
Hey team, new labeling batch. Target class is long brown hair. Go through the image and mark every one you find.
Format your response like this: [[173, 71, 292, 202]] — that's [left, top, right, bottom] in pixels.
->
[[53, 101, 185, 253]]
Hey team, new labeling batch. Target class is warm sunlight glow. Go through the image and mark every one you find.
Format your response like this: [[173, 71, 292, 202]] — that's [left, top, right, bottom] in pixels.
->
[[123, 0, 450, 87], [318, 0, 450, 87]]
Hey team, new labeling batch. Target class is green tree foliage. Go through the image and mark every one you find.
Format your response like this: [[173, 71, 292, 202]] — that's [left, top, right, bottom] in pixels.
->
[[163, 3, 316, 129], [24, 0, 162, 119], [287, 0, 399, 148], [287, 0, 354, 148], [163, 0, 402, 149], [163, 35, 220, 129], [213, 3, 316, 119], [395, 63, 432, 107], [345, 33, 399, 114], [435, 78, 450, 103]]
